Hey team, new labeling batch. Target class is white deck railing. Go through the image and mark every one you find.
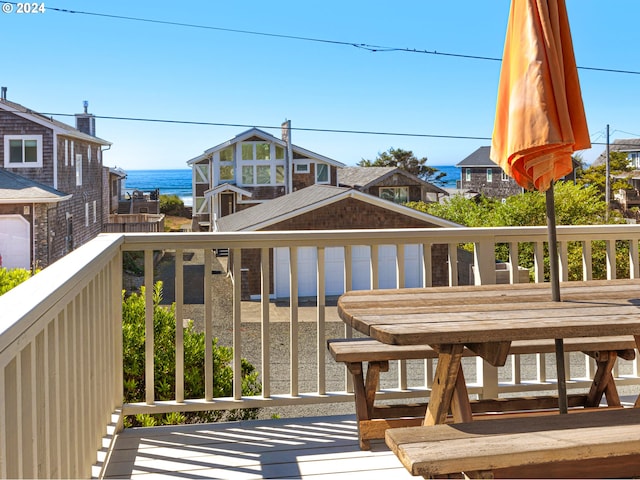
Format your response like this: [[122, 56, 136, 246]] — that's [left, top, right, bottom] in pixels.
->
[[2, 224, 640, 478]]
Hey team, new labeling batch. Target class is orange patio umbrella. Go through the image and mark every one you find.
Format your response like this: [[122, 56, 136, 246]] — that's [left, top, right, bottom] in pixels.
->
[[490, 0, 591, 413]]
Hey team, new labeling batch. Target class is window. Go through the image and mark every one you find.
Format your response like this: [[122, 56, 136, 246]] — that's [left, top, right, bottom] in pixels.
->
[[93, 200, 97, 223], [85, 202, 89, 226], [501, 170, 510, 181], [487, 169, 493, 182], [64, 139, 68, 166], [76, 153, 83, 186], [220, 165, 234, 181], [380, 187, 409, 204], [87, 145, 92, 163], [4, 135, 42, 167], [220, 147, 233, 162], [316, 163, 329, 183], [71, 142, 74, 166], [239, 141, 285, 186], [217, 147, 234, 183], [295, 162, 309, 173], [465, 168, 471, 182]]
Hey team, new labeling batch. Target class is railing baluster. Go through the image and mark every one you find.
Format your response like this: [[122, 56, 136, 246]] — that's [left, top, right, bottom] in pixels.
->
[[175, 249, 185, 403], [606, 239, 616, 280], [204, 248, 213, 401], [290, 246, 299, 397], [422, 242, 433, 287], [630, 240, 640, 279], [144, 249, 155, 406], [371, 245, 379, 289], [317, 247, 326, 395], [533, 241, 545, 283], [559, 241, 568, 282], [261, 247, 271, 399], [448, 242, 458, 286], [582, 240, 593, 281], [232, 248, 243, 401], [509, 242, 519, 283]]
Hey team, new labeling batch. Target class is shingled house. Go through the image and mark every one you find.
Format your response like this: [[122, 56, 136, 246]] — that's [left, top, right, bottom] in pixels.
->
[[456, 146, 523, 200], [214, 184, 462, 299], [337, 166, 448, 204], [188, 123, 345, 231], [0, 91, 111, 269]]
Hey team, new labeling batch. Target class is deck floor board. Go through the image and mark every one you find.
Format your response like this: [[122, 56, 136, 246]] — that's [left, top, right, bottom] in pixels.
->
[[102, 415, 414, 479]]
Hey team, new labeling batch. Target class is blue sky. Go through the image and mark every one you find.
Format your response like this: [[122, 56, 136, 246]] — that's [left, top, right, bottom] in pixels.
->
[[1, 1, 638, 170]]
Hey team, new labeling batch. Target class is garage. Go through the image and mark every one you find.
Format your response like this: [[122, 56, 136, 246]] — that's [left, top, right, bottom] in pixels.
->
[[274, 244, 423, 298], [0, 215, 30, 269]]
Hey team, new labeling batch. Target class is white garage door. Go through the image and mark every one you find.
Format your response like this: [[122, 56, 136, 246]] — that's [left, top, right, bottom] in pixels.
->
[[274, 244, 422, 298], [0, 215, 31, 269]]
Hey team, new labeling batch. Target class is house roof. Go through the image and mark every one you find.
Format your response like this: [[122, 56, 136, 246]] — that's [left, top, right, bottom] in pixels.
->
[[456, 146, 498, 168], [0, 169, 72, 203], [0, 99, 112, 146], [592, 139, 640, 166], [187, 127, 344, 168], [214, 184, 460, 232], [337, 166, 448, 194], [205, 183, 253, 198]]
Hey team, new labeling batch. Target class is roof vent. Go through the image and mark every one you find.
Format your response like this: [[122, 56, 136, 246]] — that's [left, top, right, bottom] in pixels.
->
[[1, 87, 6, 101]]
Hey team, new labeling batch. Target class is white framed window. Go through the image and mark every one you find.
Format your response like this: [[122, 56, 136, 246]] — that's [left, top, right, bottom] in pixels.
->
[[71, 142, 75, 166], [380, 186, 409, 204], [64, 139, 68, 166], [4, 135, 43, 168], [76, 154, 83, 186], [315, 163, 329, 184], [465, 168, 471, 182], [85, 202, 89, 226], [87, 145, 92, 163], [487, 168, 493, 182], [501, 170, 510, 181], [92, 200, 97, 223], [97, 147, 102, 162], [295, 162, 309, 173], [195, 163, 210, 183], [239, 141, 285, 186]]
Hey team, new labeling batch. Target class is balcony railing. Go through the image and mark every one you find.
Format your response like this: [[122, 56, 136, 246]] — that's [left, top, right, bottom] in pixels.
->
[[3, 224, 640, 478]]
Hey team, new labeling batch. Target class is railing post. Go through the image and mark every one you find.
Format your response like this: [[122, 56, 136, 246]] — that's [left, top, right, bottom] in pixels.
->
[[472, 240, 496, 285], [478, 359, 499, 399]]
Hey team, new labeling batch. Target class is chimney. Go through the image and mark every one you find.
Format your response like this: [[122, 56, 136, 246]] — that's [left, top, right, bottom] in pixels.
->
[[1, 87, 6, 101], [282, 119, 293, 193], [75, 100, 96, 136]]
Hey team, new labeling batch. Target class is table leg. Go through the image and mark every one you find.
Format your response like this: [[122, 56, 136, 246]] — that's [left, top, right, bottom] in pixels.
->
[[451, 366, 473, 422], [585, 351, 619, 408], [424, 343, 465, 426]]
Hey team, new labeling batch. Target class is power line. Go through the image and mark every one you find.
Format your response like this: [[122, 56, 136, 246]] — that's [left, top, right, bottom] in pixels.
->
[[18, 2, 640, 76], [41, 112, 493, 141]]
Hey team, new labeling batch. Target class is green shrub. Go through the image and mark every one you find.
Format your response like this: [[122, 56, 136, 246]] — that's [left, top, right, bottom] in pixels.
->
[[122, 281, 261, 427], [159, 194, 187, 217], [0, 267, 34, 296]]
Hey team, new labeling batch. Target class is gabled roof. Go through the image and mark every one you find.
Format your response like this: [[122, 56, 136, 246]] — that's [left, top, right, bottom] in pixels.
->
[[593, 139, 640, 166], [204, 183, 253, 198], [338, 166, 448, 194], [187, 127, 344, 167], [456, 146, 498, 168], [0, 169, 71, 203], [0, 99, 111, 146], [214, 184, 460, 232]]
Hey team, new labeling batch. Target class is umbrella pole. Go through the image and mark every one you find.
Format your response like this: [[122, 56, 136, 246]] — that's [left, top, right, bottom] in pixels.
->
[[546, 185, 568, 414]]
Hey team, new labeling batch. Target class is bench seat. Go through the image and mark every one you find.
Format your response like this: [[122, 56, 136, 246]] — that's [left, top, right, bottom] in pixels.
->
[[328, 336, 637, 449], [385, 407, 640, 478]]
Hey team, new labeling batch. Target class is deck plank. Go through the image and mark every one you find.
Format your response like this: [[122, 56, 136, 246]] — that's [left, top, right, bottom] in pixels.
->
[[102, 415, 414, 479]]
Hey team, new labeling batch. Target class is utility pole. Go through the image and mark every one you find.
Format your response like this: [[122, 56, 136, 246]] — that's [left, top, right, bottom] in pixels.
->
[[605, 124, 610, 221]]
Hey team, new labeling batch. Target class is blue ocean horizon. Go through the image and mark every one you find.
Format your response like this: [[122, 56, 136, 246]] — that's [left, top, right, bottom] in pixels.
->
[[123, 165, 460, 207]]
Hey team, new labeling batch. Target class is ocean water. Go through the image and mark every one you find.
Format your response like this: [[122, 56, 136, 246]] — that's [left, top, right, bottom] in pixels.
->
[[123, 165, 460, 207]]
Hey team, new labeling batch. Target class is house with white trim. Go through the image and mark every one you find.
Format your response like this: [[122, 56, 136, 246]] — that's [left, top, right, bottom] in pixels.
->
[[187, 122, 345, 231]]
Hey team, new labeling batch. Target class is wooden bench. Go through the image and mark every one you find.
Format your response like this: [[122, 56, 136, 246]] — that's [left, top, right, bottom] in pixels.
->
[[328, 336, 637, 450], [385, 407, 640, 478]]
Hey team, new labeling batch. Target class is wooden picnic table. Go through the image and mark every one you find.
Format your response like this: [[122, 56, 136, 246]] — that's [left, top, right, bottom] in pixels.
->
[[337, 279, 640, 426]]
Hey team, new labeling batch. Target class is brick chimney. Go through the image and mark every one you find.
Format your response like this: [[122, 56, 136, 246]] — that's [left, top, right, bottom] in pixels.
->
[[75, 100, 96, 136]]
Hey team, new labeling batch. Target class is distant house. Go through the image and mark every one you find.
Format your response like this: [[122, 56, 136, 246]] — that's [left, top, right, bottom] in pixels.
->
[[337, 166, 448, 204], [215, 184, 463, 299], [593, 139, 640, 212], [0, 90, 111, 269], [187, 123, 345, 231], [456, 147, 523, 200]]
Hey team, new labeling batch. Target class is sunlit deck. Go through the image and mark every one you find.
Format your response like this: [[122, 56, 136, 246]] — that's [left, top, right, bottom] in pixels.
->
[[101, 415, 412, 479]]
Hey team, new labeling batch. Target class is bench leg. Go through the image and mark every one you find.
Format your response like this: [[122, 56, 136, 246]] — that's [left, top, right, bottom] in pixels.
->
[[347, 361, 389, 450], [585, 351, 620, 407], [425, 344, 465, 426]]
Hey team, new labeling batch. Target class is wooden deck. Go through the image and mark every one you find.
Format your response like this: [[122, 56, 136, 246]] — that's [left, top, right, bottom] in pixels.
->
[[100, 415, 415, 479]]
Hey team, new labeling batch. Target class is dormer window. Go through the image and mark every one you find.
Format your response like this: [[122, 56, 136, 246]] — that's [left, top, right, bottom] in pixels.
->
[[4, 135, 42, 168], [316, 163, 329, 184]]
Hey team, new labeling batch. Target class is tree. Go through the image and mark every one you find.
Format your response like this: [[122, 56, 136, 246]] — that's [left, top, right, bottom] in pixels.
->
[[358, 147, 447, 186], [578, 151, 633, 193], [407, 181, 628, 280]]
